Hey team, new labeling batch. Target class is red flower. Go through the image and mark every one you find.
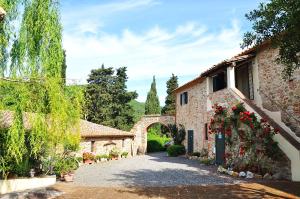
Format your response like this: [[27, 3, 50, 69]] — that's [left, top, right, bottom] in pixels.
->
[[225, 128, 232, 137], [239, 147, 245, 156], [274, 128, 280, 134], [250, 123, 254, 129], [232, 106, 237, 111], [244, 111, 250, 116], [260, 118, 267, 123]]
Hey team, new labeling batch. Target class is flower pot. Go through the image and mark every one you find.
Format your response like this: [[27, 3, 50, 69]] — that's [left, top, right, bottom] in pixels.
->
[[83, 159, 94, 164], [64, 173, 74, 182]]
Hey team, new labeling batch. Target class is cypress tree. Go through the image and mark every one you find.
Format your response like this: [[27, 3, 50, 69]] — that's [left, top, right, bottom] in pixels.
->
[[145, 76, 160, 115], [162, 74, 178, 115]]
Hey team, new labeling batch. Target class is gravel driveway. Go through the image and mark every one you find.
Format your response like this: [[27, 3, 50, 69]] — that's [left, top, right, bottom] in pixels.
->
[[73, 152, 242, 187]]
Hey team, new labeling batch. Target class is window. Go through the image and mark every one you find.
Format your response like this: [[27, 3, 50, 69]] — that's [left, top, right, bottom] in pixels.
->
[[91, 141, 96, 152], [180, 92, 188, 105], [204, 123, 208, 140], [212, 71, 227, 92], [122, 139, 125, 148]]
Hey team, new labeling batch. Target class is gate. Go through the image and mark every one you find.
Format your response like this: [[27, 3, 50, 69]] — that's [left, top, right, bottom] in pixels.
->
[[215, 131, 225, 165], [187, 130, 194, 154]]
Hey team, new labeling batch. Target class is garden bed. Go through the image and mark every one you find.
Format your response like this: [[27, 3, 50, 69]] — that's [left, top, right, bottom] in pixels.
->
[[0, 175, 56, 194]]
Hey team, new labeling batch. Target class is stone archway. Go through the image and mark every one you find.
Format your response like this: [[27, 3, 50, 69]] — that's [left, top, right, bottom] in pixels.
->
[[130, 115, 175, 155]]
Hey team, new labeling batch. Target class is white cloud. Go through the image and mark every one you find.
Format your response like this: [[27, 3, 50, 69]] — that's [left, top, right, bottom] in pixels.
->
[[62, 0, 160, 34], [63, 20, 243, 103]]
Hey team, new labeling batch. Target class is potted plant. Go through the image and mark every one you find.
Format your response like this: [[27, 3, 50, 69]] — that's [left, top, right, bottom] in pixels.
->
[[83, 152, 95, 164], [53, 155, 78, 182], [109, 148, 120, 160], [100, 154, 109, 162], [121, 151, 128, 158]]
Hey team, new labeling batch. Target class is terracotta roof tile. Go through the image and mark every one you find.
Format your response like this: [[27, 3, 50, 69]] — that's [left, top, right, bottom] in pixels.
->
[[0, 111, 134, 138]]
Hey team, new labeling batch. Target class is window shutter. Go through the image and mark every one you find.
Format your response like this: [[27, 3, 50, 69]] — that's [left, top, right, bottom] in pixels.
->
[[205, 123, 208, 140], [180, 94, 183, 105], [185, 92, 188, 104]]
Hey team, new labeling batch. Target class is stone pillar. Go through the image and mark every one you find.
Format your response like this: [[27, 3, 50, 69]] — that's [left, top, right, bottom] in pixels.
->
[[227, 64, 235, 89]]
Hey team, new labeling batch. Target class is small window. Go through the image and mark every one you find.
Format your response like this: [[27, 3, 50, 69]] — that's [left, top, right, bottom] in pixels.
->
[[180, 92, 188, 105], [91, 141, 96, 152], [212, 72, 227, 92], [204, 123, 208, 140], [122, 139, 125, 148]]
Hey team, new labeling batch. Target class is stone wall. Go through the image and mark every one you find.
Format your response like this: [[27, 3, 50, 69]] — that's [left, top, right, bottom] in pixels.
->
[[256, 46, 300, 135], [130, 115, 175, 155], [176, 80, 207, 152], [206, 88, 240, 156], [79, 137, 133, 156]]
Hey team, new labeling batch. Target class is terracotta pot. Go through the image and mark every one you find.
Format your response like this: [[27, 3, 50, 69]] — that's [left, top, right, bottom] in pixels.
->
[[84, 159, 94, 164], [64, 173, 74, 182]]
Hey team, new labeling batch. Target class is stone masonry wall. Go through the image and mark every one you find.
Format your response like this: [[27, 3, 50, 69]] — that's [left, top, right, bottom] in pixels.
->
[[207, 88, 240, 156], [79, 137, 133, 156], [176, 80, 207, 152], [256, 46, 300, 135]]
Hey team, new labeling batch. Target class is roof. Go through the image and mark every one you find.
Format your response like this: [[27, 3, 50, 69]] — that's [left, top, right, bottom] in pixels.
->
[[173, 75, 205, 93], [79, 120, 134, 138], [174, 44, 264, 93], [0, 110, 134, 138]]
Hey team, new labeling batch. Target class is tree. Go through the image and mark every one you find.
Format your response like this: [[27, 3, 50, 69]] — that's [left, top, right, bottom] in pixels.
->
[[145, 76, 160, 115], [242, 0, 300, 79], [61, 50, 67, 85], [162, 74, 178, 115], [0, 0, 82, 178], [85, 65, 137, 131]]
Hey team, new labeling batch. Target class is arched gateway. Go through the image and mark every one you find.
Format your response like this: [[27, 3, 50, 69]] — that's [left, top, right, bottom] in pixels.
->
[[130, 115, 175, 155]]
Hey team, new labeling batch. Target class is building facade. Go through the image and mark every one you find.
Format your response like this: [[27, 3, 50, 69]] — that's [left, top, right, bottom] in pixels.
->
[[79, 120, 135, 156], [175, 43, 300, 181]]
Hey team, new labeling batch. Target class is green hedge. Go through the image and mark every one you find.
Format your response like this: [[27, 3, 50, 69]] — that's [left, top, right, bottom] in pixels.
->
[[147, 130, 170, 153], [167, 145, 186, 157]]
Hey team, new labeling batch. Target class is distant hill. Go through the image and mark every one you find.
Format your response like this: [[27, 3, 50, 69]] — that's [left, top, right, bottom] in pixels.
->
[[129, 100, 145, 123]]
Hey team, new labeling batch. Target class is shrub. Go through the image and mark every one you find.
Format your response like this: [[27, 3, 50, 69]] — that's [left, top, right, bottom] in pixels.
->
[[121, 151, 128, 158], [168, 124, 186, 145], [191, 152, 201, 157], [200, 158, 215, 165], [209, 103, 281, 175], [167, 145, 186, 157], [53, 155, 79, 176], [147, 130, 170, 153]]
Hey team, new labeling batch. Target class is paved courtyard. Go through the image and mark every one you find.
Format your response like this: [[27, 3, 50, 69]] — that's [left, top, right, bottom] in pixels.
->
[[72, 152, 239, 187], [53, 153, 300, 198]]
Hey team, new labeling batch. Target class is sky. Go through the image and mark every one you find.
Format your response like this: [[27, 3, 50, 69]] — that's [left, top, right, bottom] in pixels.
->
[[61, 0, 265, 104]]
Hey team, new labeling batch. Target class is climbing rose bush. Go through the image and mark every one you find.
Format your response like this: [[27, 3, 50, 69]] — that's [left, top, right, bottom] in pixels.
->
[[209, 103, 280, 175]]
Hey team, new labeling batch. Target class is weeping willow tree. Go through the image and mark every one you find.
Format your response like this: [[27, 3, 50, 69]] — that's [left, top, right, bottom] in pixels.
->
[[0, 0, 83, 178]]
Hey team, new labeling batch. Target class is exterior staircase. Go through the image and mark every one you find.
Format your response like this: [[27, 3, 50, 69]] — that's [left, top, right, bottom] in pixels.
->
[[229, 88, 300, 181]]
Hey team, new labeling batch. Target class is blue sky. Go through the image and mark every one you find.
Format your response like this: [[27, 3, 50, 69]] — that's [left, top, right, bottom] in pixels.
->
[[61, 0, 265, 104]]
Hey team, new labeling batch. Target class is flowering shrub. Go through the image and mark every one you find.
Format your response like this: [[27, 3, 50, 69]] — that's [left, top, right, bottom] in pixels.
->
[[209, 103, 280, 175], [82, 152, 95, 161]]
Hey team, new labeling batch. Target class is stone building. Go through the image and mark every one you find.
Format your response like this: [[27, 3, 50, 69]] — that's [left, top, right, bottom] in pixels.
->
[[174, 42, 300, 181], [79, 120, 135, 156], [0, 111, 135, 157]]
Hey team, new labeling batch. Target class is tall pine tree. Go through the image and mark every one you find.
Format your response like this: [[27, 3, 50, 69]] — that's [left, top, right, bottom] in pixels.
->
[[145, 76, 160, 115], [162, 74, 178, 115], [85, 65, 137, 131]]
